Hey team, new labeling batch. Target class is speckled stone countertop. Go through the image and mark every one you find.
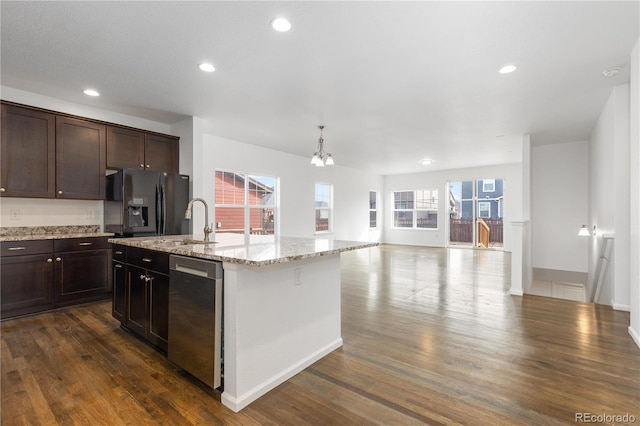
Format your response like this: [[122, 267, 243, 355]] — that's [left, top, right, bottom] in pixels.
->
[[109, 234, 378, 267], [0, 225, 113, 242]]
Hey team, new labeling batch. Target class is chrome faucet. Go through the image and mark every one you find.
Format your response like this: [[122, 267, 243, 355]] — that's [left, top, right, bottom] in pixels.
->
[[185, 198, 213, 242]]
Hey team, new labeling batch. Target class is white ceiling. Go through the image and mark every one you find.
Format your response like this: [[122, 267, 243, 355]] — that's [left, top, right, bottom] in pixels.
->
[[1, 1, 638, 175]]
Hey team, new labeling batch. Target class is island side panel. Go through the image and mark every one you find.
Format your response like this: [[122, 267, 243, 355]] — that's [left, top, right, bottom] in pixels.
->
[[221, 253, 342, 412]]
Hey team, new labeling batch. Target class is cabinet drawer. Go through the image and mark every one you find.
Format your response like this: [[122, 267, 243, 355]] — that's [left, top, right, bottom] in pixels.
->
[[112, 245, 126, 261], [1, 240, 53, 257], [54, 237, 111, 252], [127, 247, 169, 274]]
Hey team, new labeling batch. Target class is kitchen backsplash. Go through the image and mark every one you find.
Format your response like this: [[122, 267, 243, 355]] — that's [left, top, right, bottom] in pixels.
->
[[0, 198, 103, 228]]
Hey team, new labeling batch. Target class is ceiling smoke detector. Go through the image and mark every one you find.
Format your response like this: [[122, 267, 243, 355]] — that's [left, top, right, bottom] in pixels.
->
[[602, 67, 620, 78]]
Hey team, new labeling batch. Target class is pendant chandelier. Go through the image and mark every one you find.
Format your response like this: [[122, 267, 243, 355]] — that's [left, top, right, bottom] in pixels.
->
[[310, 125, 334, 167]]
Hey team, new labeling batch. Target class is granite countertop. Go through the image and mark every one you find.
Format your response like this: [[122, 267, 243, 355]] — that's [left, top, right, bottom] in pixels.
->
[[0, 225, 114, 242], [109, 233, 378, 267]]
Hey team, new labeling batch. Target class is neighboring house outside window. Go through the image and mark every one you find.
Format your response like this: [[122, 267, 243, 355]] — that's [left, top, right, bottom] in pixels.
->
[[315, 183, 333, 233], [369, 191, 378, 228], [215, 170, 277, 235], [392, 189, 438, 229], [460, 179, 504, 219]]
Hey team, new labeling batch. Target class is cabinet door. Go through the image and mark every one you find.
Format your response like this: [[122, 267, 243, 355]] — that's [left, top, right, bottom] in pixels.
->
[[125, 265, 147, 337], [55, 116, 106, 199], [54, 249, 111, 305], [147, 271, 169, 351], [1, 104, 55, 198], [144, 134, 178, 173], [0, 254, 54, 319], [106, 126, 145, 170], [112, 261, 126, 322]]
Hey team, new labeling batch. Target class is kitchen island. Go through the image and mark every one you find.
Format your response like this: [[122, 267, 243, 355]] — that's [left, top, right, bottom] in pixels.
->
[[109, 233, 377, 412]]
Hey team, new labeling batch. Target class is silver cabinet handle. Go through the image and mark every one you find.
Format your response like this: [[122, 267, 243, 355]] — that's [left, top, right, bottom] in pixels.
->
[[140, 164, 144, 168], [58, 190, 63, 195], [140, 274, 146, 281], [78, 242, 93, 246], [115, 250, 123, 255], [146, 164, 150, 168], [114, 264, 122, 269], [7, 247, 26, 251], [47, 258, 53, 263], [142, 258, 152, 263], [0, 188, 5, 192], [56, 257, 61, 261]]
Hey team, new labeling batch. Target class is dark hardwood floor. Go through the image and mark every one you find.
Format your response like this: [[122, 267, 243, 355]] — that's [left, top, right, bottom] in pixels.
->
[[2, 245, 638, 425]]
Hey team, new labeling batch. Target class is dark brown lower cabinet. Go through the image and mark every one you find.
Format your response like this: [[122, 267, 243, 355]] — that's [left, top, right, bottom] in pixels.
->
[[0, 253, 55, 318], [113, 245, 169, 352], [0, 237, 112, 319]]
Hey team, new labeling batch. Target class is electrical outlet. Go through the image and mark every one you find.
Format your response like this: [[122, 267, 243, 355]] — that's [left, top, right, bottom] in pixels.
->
[[10, 209, 19, 220]]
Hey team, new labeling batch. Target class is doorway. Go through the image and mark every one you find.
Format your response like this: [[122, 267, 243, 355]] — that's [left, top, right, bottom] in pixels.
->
[[448, 179, 504, 249]]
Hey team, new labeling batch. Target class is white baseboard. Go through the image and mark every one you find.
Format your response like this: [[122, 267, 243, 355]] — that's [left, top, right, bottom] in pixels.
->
[[629, 326, 640, 349], [221, 338, 343, 412], [611, 301, 631, 312]]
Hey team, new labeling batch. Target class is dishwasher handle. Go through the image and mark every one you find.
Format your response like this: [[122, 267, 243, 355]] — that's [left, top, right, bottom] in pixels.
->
[[169, 255, 222, 280]]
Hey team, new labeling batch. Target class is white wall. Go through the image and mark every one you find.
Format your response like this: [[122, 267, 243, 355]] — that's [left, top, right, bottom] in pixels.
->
[[0, 86, 176, 230], [531, 141, 589, 273], [629, 37, 640, 347], [589, 84, 630, 308], [383, 162, 523, 251], [197, 133, 383, 242], [1, 86, 172, 134]]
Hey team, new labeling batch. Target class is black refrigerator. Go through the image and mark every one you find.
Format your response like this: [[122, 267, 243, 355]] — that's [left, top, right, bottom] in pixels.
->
[[104, 169, 190, 237]]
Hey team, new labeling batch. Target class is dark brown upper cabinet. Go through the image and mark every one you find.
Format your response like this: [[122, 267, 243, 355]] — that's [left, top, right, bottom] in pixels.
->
[[144, 133, 179, 173], [55, 116, 106, 199], [2, 101, 180, 198], [106, 126, 145, 170], [107, 126, 179, 173], [1, 104, 56, 198]]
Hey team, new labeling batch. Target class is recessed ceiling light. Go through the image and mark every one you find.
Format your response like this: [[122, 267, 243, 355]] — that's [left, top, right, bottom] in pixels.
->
[[499, 65, 517, 74], [83, 89, 100, 97], [271, 17, 291, 32], [198, 63, 215, 72], [420, 158, 433, 165], [602, 67, 620, 78]]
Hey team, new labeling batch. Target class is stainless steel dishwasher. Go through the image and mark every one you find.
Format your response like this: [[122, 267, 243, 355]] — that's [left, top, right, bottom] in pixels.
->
[[168, 255, 223, 389]]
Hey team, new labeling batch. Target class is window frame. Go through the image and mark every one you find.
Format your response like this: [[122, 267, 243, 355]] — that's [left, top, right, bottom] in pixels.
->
[[315, 182, 333, 234], [482, 179, 496, 193], [214, 169, 278, 235], [478, 201, 491, 219], [369, 190, 378, 229], [392, 189, 439, 230]]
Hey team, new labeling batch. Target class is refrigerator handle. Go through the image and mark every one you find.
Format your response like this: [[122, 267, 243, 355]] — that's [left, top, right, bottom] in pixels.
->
[[161, 183, 167, 235], [155, 184, 161, 235]]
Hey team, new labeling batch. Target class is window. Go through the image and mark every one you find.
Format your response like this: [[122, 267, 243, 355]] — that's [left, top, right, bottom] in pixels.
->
[[482, 179, 495, 193], [215, 170, 277, 235], [478, 201, 491, 218], [315, 183, 333, 232], [393, 189, 438, 229], [369, 191, 378, 228]]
